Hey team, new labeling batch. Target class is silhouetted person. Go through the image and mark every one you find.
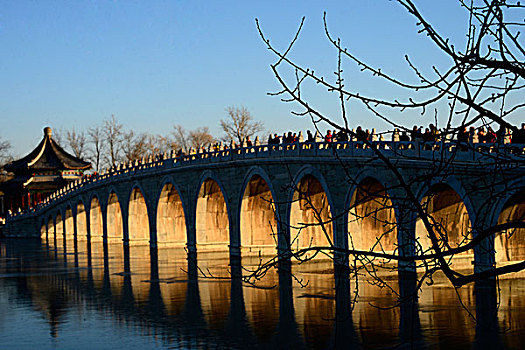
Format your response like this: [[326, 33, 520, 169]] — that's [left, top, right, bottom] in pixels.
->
[[496, 124, 506, 144], [307, 130, 314, 142], [286, 132, 293, 143], [337, 129, 349, 142], [356, 126, 366, 142], [478, 127, 487, 143], [458, 126, 469, 143], [486, 127, 496, 143], [469, 127, 476, 143], [410, 125, 420, 142]]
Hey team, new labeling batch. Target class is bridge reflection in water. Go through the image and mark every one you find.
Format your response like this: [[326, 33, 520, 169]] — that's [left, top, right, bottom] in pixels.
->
[[1, 239, 524, 349]]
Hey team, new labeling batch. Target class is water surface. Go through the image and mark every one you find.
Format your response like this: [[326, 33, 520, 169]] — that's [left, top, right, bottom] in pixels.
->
[[0, 239, 523, 349]]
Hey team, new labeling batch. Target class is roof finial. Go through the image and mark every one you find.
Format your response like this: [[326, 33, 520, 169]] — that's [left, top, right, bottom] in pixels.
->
[[44, 127, 52, 137]]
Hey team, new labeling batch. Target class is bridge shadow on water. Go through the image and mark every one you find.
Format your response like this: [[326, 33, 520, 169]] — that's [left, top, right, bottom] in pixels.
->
[[1, 238, 525, 349]]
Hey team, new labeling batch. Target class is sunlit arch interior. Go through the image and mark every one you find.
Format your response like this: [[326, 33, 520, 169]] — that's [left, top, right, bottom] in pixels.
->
[[196, 178, 230, 250], [90, 196, 103, 241], [40, 219, 46, 237], [347, 177, 397, 257], [65, 206, 74, 237], [156, 183, 187, 246], [128, 187, 150, 243], [415, 183, 473, 271], [240, 174, 277, 256], [107, 192, 123, 243], [495, 191, 525, 265], [290, 174, 333, 259], [64, 206, 75, 253], [75, 201, 89, 270]]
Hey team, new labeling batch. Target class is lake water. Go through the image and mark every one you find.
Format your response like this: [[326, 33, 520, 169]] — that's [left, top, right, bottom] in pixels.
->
[[0, 239, 524, 349]]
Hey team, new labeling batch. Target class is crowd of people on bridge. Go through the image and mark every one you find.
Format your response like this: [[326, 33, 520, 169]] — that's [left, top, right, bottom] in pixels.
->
[[146, 122, 525, 163], [265, 122, 525, 146], [171, 122, 525, 158]]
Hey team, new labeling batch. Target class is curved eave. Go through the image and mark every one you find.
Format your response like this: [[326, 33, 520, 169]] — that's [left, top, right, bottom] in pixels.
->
[[48, 138, 91, 170], [5, 133, 92, 172]]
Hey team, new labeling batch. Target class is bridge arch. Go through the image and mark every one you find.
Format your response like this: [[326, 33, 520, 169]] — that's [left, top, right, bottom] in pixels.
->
[[40, 218, 46, 238], [239, 167, 278, 256], [195, 172, 231, 250], [288, 166, 335, 258], [415, 177, 475, 271], [107, 190, 124, 243], [47, 215, 54, 246], [89, 195, 104, 241], [346, 175, 397, 258], [76, 200, 88, 239], [156, 178, 187, 246], [128, 185, 150, 244], [488, 177, 525, 227], [64, 204, 74, 238], [493, 183, 525, 265], [414, 176, 477, 227]]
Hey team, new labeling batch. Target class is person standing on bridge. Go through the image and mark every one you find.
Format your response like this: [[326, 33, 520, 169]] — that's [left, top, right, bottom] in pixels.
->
[[306, 130, 314, 142], [458, 127, 469, 143], [325, 130, 333, 143], [486, 127, 497, 143]]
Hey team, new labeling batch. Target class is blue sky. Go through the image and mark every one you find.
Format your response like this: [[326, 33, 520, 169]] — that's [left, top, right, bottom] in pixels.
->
[[1, 0, 517, 156]]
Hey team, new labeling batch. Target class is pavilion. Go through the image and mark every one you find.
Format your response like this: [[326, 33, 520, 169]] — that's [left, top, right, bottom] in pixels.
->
[[0, 127, 91, 218]]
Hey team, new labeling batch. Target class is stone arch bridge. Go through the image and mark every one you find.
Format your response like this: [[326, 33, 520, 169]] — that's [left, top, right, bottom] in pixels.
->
[[6, 141, 525, 272]]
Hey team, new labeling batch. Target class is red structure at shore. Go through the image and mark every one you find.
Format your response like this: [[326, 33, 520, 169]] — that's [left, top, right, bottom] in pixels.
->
[[0, 127, 91, 218]]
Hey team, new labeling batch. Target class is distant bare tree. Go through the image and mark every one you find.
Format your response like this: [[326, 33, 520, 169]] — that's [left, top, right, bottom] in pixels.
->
[[52, 128, 64, 146], [103, 115, 123, 167], [220, 106, 264, 143], [122, 130, 148, 162], [145, 134, 172, 156], [189, 127, 215, 149], [172, 125, 215, 151], [87, 125, 106, 173], [65, 128, 87, 159], [0, 137, 12, 166], [172, 125, 189, 151]]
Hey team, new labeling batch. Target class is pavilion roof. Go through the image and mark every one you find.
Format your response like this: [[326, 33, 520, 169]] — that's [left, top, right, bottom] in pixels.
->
[[4, 127, 91, 173]]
